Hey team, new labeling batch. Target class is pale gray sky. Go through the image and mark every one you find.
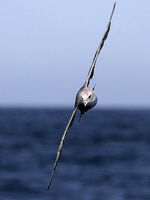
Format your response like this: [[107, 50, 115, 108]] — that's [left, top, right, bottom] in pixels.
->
[[0, 1, 150, 108]]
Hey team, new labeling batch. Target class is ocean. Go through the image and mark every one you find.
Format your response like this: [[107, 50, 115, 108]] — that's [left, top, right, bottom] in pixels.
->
[[0, 108, 150, 200]]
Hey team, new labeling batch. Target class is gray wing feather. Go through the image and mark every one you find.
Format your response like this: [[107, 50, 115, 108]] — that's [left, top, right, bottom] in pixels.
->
[[47, 107, 78, 190], [85, 2, 116, 87]]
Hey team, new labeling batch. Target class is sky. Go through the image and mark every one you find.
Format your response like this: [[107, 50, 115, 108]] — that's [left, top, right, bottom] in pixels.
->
[[0, 0, 150, 108]]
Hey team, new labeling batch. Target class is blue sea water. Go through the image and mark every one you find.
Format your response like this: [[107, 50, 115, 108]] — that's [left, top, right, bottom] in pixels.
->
[[0, 108, 150, 200]]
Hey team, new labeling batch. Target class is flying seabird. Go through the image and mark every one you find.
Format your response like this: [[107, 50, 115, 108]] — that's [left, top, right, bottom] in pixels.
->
[[48, 2, 116, 190]]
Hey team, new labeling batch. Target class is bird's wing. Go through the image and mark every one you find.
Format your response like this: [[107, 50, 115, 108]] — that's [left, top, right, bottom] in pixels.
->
[[85, 2, 116, 87], [48, 106, 78, 190]]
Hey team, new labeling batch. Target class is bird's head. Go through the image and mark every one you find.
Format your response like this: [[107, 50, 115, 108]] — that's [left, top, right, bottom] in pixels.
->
[[79, 88, 97, 109]]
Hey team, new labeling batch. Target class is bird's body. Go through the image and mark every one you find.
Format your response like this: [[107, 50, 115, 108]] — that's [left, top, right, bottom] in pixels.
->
[[47, 2, 116, 190], [75, 85, 97, 114]]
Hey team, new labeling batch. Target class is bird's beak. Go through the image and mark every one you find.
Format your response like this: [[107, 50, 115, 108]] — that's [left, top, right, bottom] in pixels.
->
[[83, 101, 88, 107]]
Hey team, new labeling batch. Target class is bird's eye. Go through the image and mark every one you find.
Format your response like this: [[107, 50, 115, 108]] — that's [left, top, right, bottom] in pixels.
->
[[88, 95, 92, 99]]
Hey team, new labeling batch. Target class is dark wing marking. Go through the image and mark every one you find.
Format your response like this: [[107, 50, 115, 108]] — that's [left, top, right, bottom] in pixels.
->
[[85, 2, 116, 87], [47, 107, 78, 190]]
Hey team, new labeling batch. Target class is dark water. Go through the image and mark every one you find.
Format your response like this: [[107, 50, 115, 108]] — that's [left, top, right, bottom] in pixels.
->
[[0, 108, 150, 200]]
